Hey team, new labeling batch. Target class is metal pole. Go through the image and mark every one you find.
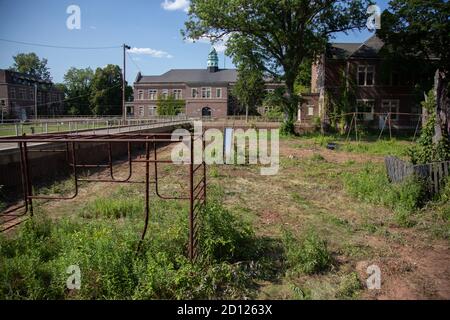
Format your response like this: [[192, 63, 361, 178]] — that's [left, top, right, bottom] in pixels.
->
[[189, 133, 194, 261], [34, 83, 38, 121], [123, 44, 131, 122]]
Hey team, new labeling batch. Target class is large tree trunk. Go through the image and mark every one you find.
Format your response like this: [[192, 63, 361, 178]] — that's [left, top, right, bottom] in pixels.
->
[[433, 69, 450, 143]]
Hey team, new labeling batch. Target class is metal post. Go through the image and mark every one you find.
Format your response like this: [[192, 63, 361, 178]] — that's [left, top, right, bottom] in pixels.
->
[[123, 44, 131, 122], [34, 83, 38, 121], [189, 133, 194, 261]]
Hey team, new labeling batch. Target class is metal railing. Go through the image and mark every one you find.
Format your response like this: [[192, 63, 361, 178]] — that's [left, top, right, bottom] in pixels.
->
[[0, 132, 207, 261]]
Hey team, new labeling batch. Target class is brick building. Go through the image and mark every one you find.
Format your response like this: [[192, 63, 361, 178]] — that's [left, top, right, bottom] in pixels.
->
[[300, 35, 433, 130], [130, 48, 280, 118], [0, 69, 65, 120]]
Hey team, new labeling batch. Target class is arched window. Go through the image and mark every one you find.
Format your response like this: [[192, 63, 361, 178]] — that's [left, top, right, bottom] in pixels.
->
[[202, 107, 212, 117]]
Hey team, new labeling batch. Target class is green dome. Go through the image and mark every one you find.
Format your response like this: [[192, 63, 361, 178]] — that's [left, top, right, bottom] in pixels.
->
[[207, 48, 219, 68]]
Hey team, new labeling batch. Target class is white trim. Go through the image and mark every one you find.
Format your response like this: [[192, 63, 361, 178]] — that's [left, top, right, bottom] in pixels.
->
[[216, 88, 222, 99], [357, 65, 375, 86], [356, 99, 375, 121], [382, 99, 400, 120], [201, 87, 212, 99]]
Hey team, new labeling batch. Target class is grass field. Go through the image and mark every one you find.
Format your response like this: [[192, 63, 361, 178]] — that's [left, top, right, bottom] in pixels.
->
[[0, 133, 449, 299]]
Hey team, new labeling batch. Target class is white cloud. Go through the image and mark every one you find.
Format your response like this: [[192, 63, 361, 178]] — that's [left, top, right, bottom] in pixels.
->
[[128, 47, 173, 59], [185, 34, 231, 53], [161, 0, 190, 13]]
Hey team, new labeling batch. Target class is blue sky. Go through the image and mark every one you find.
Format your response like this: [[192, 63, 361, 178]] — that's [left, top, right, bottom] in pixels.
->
[[0, 0, 389, 84]]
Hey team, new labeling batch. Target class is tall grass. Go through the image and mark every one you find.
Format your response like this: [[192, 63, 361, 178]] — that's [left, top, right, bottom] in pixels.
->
[[0, 185, 268, 300], [342, 163, 428, 227]]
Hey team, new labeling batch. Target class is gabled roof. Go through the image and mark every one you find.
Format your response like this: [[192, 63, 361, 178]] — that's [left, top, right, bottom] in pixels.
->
[[327, 35, 385, 59], [136, 69, 238, 84]]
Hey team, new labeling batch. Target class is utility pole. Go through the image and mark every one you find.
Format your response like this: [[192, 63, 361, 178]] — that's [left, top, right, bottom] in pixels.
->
[[34, 83, 38, 121], [123, 43, 131, 122]]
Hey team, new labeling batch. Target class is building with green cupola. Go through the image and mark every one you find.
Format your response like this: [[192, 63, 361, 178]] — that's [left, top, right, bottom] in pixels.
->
[[131, 48, 281, 118]]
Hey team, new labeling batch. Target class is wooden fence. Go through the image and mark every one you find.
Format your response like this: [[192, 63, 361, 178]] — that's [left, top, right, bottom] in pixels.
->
[[385, 156, 450, 194]]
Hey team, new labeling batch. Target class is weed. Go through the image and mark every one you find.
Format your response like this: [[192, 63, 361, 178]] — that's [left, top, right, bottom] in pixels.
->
[[336, 272, 362, 299], [282, 230, 332, 275]]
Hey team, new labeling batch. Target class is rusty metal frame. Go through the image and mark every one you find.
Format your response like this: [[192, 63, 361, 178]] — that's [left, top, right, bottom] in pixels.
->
[[0, 132, 207, 261]]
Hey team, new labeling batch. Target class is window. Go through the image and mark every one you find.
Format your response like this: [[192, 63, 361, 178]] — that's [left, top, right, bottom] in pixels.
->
[[37, 92, 42, 103], [357, 65, 375, 86], [173, 89, 182, 100], [382, 100, 400, 120], [201, 87, 211, 99], [216, 88, 222, 98], [162, 89, 169, 99], [138, 90, 144, 100], [52, 94, 58, 102], [148, 106, 156, 116], [149, 89, 157, 100], [192, 88, 199, 98], [29, 89, 34, 100], [10, 88, 16, 99], [307, 105, 314, 116], [356, 100, 375, 121], [19, 88, 26, 100], [139, 106, 145, 117]]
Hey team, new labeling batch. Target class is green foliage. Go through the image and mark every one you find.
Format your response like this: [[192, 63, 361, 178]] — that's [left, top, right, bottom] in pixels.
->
[[336, 272, 362, 299], [232, 63, 266, 116], [280, 120, 296, 136], [0, 185, 265, 300], [63, 67, 94, 115], [343, 163, 428, 227], [184, 0, 372, 136], [282, 230, 332, 275], [409, 90, 450, 164], [90, 64, 126, 116], [156, 95, 185, 116], [10, 52, 51, 81]]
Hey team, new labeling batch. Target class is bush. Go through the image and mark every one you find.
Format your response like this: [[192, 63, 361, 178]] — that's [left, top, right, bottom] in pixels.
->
[[343, 163, 428, 227], [0, 186, 264, 300], [282, 230, 332, 275]]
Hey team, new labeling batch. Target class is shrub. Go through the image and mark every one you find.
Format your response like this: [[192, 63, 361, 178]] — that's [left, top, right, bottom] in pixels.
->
[[343, 163, 428, 227], [0, 186, 263, 300], [282, 230, 332, 275], [336, 272, 362, 299]]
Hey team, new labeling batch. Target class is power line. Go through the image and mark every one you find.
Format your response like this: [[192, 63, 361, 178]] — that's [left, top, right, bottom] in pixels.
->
[[126, 51, 142, 72], [0, 38, 121, 50]]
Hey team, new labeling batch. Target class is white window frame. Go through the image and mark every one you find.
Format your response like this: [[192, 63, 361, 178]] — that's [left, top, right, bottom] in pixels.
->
[[307, 105, 314, 116], [192, 88, 199, 99], [201, 87, 211, 99], [356, 99, 375, 121], [138, 90, 144, 100], [149, 89, 157, 100], [161, 89, 169, 99], [216, 88, 222, 99], [173, 89, 182, 100], [148, 105, 156, 116], [382, 99, 400, 120], [139, 106, 145, 117], [357, 65, 375, 86]]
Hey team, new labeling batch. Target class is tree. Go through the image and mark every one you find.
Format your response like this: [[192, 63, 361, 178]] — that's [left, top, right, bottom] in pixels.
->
[[90, 65, 124, 115], [63, 67, 94, 115], [232, 63, 266, 122], [157, 95, 185, 116], [378, 0, 450, 148], [10, 52, 51, 81], [183, 0, 371, 134]]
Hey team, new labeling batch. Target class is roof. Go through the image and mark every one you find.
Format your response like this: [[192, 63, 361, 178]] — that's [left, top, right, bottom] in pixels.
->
[[328, 35, 385, 59], [136, 69, 238, 84]]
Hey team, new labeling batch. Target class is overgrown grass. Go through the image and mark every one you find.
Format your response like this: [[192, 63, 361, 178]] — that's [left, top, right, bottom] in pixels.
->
[[282, 230, 332, 275], [342, 163, 429, 227], [0, 185, 277, 300]]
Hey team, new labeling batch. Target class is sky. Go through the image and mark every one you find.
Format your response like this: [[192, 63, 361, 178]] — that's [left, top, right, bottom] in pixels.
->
[[0, 0, 389, 84]]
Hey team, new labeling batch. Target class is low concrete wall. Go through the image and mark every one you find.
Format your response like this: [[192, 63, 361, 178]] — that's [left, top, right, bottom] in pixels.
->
[[0, 124, 190, 198]]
